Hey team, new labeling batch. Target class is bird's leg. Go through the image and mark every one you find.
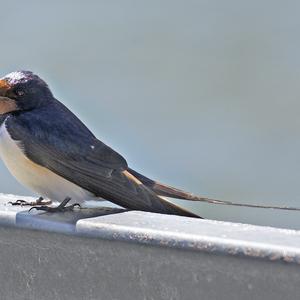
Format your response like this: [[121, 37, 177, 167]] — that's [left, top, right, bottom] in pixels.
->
[[8, 197, 52, 206], [29, 197, 81, 213]]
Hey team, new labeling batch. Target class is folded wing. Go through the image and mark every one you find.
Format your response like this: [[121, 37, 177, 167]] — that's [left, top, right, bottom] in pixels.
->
[[7, 104, 200, 218]]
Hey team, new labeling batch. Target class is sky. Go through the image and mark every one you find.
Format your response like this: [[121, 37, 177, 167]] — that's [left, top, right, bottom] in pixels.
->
[[1, 1, 300, 229]]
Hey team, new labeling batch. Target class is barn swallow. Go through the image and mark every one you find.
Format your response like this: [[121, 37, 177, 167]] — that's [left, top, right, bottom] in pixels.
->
[[0, 71, 202, 218]]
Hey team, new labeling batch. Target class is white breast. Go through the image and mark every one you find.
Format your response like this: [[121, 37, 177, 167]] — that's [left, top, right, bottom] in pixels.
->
[[0, 119, 97, 203]]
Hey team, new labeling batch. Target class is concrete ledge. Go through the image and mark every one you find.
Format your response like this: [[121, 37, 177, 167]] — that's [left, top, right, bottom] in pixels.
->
[[77, 211, 300, 264], [0, 193, 300, 299], [1, 193, 300, 264]]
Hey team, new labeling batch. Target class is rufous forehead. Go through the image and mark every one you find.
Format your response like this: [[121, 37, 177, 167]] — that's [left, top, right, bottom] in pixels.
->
[[0, 79, 11, 90]]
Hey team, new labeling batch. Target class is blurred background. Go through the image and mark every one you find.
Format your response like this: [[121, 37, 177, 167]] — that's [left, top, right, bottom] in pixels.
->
[[1, 0, 300, 229]]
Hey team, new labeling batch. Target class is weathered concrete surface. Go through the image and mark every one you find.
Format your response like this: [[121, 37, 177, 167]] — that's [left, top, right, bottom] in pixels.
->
[[77, 210, 300, 264], [0, 194, 299, 300], [1, 226, 300, 300]]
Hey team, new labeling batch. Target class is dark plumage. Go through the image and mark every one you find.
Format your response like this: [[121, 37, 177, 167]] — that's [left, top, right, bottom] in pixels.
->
[[0, 71, 201, 218]]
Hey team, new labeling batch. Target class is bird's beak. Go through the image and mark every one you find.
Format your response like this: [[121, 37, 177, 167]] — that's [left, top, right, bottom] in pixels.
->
[[0, 79, 11, 96], [0, 79, 18, 114]]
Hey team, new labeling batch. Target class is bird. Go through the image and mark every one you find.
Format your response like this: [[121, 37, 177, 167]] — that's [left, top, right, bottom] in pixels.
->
[[0, 70, 203, 218]]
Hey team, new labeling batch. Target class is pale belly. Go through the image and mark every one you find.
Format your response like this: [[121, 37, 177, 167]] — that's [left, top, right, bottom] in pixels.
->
[[0, 119, 98, 203]]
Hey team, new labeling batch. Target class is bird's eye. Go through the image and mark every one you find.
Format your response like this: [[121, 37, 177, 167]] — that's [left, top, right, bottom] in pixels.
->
[[15, 90, 25, 97]]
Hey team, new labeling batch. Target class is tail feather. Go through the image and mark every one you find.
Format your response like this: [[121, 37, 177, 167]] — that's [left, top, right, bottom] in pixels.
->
[[123, 170, 201, 218], [128, 168, 201, 201], [128, 168, 300, 213]]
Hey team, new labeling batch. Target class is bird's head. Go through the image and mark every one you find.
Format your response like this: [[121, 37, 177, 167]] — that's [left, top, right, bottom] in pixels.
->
[[0, 71, 53, 114]]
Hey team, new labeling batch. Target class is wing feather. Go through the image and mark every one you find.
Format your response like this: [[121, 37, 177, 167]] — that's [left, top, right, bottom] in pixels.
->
[[6, 103, 200, 217]]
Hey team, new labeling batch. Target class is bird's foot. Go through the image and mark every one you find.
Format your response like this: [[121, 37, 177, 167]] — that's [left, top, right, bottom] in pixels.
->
[[8, 197, 52, 206], [29, 197, 81, 213]]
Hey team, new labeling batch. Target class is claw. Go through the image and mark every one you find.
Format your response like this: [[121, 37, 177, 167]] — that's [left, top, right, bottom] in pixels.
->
[[29, 197, 81, 213], [8, 199, 28, 206], [8, 197, 52, 206]]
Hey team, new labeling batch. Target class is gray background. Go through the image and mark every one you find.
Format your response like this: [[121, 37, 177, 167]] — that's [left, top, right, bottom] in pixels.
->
[[1, 0, 300, 229]]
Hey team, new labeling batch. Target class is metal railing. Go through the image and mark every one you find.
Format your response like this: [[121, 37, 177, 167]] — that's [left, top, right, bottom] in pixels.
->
[[0, 193, 299, 300]]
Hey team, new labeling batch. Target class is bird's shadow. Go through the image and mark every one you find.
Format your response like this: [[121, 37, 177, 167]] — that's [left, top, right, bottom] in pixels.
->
[[15, 206, 127, 234]]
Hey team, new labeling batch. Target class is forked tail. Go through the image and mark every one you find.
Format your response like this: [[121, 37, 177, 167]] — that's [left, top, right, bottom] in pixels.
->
[[128, 168, 300, 212]]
